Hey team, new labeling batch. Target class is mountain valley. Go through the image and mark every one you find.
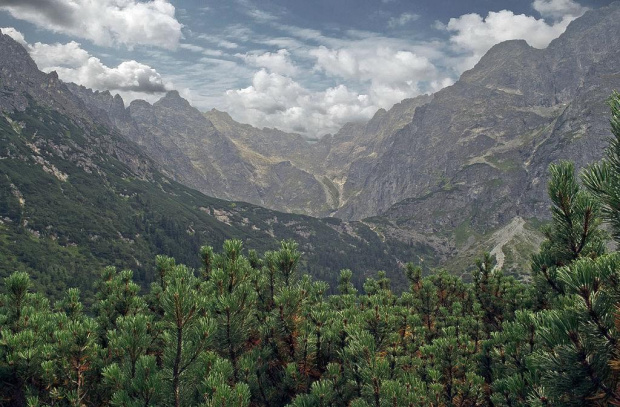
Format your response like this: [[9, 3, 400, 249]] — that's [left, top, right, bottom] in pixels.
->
[[0, 32, 429, 297], [5, 1, 620, 405], [59, 2, 620, 276]]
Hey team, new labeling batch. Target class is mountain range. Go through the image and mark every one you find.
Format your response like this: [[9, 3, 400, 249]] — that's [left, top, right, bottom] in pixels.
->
[[1, 2, 620, 293], [0, 32, 423, 298], [66, 2, 620, 274]]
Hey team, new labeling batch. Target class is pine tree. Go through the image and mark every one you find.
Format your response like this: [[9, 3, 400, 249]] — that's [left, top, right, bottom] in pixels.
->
[[486, 310, 539, 407], [205, 240, 256, 384], [0, 272, 53, 406], [583, 91, 620, 243], [531, 161, 605, 307], [94, 267, 147, 343], [102, 313, 162, 406], [158, 263, 214, 407], [527, 93, 620, 405], [196, 353, 251, 407], [530, 253, 620, 405], [52, 288, 100, 406]]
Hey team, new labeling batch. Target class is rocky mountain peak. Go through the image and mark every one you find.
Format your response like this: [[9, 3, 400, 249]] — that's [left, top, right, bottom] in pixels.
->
[[458, 40, 544, 96], [64, 83, 130, 126], [0, 30, 35, 68], [470, 40, 534, 71], [374, 108, 388, 117], [128, 99, 152, 110], [0, 33, 105, 126], [155, 90, 191, 110], [551, 1, 620, 45], [0, 32, 50, 111], [47, 70, 59, 80], [112, 93, 125, 109], [208, 108, 234, 122]]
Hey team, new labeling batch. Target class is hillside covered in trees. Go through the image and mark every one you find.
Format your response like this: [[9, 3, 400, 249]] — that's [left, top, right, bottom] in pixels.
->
[[2, 93, 620, 406]]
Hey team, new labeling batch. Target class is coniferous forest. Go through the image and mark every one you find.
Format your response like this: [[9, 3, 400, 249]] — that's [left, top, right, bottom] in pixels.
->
[[2, 94, 620, 406]]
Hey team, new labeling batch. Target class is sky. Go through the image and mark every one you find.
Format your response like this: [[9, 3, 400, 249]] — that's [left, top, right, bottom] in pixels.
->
[[0, 0, 615, 138]]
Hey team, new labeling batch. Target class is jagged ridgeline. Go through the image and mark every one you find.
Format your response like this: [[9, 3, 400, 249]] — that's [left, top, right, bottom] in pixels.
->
[[67, 3, 620, 276], [0, 32, 427, 300]]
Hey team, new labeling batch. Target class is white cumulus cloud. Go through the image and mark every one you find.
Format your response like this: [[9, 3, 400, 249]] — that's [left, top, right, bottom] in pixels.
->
[[444, 8, 580, 70], [310, 45, 438, 107], [2, 27, 170, 97], [0, 0, 182, 49], [311, 46, 436, 84], [225, 69, 377, 137]]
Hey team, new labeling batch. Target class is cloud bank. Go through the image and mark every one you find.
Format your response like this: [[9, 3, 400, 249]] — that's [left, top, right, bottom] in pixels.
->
[[0, 0, 182, 49], [237, 49, 299, 76], [2, 27, 169, 96], [226, 69, 376, 136]]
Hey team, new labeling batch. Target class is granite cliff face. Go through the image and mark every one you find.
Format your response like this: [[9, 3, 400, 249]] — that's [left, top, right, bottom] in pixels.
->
[[68, 85, 337, 216], [337, 4, 620, 223], [315, 95, 434, 212], [69, 83, 436, 217], [323, 3, 620, 272], [0, 33, 158, 180]]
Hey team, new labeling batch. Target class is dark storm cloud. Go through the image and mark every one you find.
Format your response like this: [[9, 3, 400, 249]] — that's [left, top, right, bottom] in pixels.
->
[[0, 0, 76, 26]]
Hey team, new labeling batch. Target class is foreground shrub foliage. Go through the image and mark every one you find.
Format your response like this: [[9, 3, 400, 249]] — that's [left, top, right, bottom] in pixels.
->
[[0, 240, 523, 407], [2, 95, 620, 407]]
